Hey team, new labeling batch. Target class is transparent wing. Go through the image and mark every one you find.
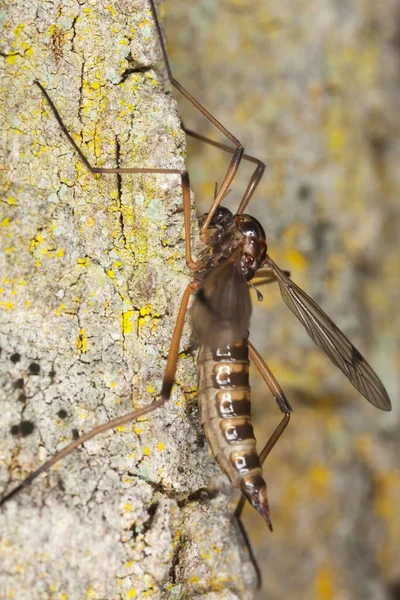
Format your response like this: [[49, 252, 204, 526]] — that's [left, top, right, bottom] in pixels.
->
[[265, 256, 391, 411], [192, 250, 251, 349]]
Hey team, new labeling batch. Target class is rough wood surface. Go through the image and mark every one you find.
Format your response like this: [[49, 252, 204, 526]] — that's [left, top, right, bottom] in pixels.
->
[[0, 1, 257, 599], [165, 1, 400, 599]]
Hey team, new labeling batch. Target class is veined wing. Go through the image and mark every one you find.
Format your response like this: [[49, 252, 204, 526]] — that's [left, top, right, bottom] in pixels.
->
[[264, 255, 391, 411], [192, 247, 251, 349]]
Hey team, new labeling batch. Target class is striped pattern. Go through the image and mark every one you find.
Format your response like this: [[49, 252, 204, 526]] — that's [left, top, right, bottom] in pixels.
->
[[198, 339, 271, 523]]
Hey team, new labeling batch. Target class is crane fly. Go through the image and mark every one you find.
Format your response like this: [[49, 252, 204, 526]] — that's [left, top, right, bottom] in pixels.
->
[[0, 0, 391, 539]]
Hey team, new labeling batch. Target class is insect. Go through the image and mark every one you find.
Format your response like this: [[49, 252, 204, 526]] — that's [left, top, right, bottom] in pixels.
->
[[1, 5, 392, 594], [0, 0, 391, 523]]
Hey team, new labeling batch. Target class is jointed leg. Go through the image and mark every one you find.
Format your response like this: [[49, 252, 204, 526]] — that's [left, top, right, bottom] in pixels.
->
[[34, 81, 199, 271], [148, 1, 244, 234], [0, 281, 198, 506], [235, 514, 263, 590], [252, 268, 291, 288], [234, 342, 292, 521], [248, 341, 292, 415], [184, 127, 265, 214]]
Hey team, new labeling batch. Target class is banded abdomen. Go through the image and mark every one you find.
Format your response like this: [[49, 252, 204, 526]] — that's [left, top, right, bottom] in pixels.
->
[[197, 339, 271, 526]]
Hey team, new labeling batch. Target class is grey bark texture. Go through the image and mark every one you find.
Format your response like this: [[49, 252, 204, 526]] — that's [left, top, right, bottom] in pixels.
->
[[0, 1, 257, 599], [165, 1, 400, 599]]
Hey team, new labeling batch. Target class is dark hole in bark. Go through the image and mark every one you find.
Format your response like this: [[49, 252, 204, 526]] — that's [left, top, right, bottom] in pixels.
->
[[29, 362, 41, 375]]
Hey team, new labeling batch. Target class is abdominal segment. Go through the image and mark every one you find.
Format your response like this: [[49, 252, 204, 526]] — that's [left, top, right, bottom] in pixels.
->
[[198, 340, 272, 527]]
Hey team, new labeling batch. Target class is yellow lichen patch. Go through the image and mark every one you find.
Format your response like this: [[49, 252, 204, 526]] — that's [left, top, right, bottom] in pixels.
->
[[55, 303, 65, 316], [307, 464, 331, 497], [157, 442, 164, 452], [56, 248, 64, 258], [75, 329, 88, 354], [14, 23, 25, 37], [106, 269, 115, 279], [209, 576, 229, 591], [122, 310, 135, 334], [22, 42, 33, 56], [284, 248, 307, 271], [77, 257, 90, 267], [139, 305, 152, 317], [117, 425, 125, 432], [29, 232, 43, 251], [143, 447, 150, 456], [374, 471, 400, 520], [6, 55, 18, 65], [314, 565, 335, 600], [138, 305, 161, 331], [127, 589, 136, 598], [1, 217, 10, 227]]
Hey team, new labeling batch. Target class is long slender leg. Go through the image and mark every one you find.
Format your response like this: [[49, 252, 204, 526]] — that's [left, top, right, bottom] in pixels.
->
[[253, 268, 291, 283], [251, 269, 291, 289], [148, 1, 244, 234], [0, 281, 198, 506], [184, 127, 265, 214], [235, 515, 263, 590], [248, 340, 292, 429], [234, 342, 292, 521], [34, 81, 199, 271]]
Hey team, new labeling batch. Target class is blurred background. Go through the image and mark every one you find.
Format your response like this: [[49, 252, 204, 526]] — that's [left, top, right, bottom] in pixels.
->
[[163, 0, 399, 598]]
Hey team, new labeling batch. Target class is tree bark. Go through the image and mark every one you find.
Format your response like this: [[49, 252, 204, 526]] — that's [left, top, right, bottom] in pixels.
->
[[166, 1, 400, 599], [0, 1, 257, 598]]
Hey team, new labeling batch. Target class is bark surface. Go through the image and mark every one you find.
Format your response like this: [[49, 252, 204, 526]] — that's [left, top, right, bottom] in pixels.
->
[[0, 1, 257, 599], [166, 1, 400, 599]]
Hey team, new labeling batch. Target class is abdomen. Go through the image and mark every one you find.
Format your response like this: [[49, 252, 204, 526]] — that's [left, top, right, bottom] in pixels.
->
[[197, 339, 272, 524]]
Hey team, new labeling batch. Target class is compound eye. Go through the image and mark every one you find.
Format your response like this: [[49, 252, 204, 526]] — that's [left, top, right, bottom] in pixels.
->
[[236, 217, 259, 238], [210, 206, 234, 228], [244, 223, 259, 238]]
